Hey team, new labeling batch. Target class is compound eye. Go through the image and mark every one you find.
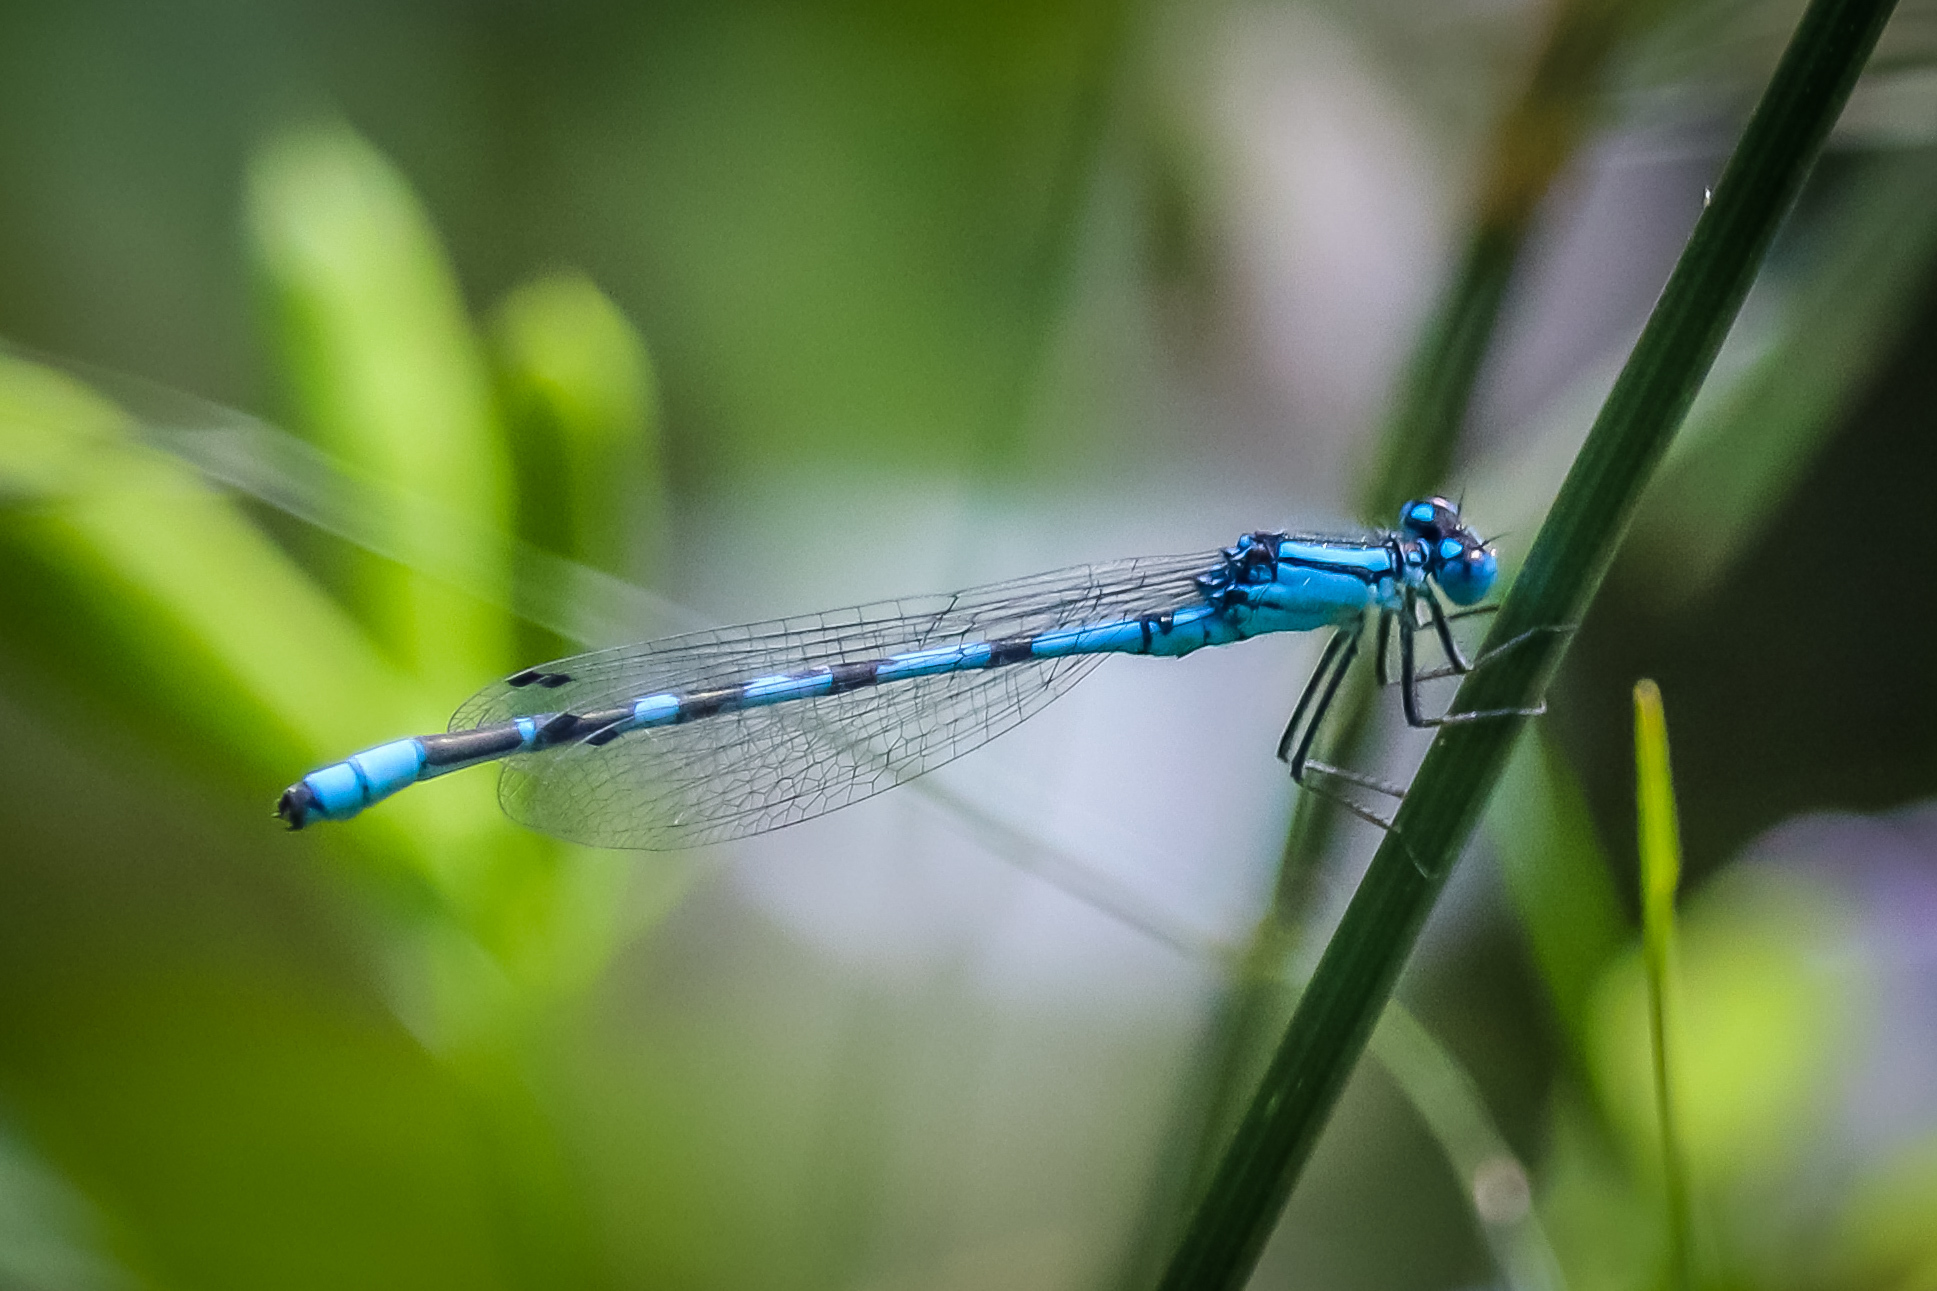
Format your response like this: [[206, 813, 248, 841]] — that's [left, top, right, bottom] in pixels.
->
[[1437, 542, 1497, 607]]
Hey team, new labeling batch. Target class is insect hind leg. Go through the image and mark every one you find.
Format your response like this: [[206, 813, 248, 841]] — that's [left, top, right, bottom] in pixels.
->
[[1278, 618, 1407, 833]]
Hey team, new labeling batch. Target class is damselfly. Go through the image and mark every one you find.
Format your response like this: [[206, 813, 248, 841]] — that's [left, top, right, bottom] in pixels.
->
[[278, 497, 1541, 848]]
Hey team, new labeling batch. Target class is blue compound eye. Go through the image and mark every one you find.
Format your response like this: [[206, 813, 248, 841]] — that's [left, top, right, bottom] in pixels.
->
[[1436, 543, 1497, 606], [1400, 500, 1438, 535]]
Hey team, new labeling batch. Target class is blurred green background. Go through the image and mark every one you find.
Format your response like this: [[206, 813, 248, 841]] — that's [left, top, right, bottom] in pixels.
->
[[3, 0, 1937, 1288]]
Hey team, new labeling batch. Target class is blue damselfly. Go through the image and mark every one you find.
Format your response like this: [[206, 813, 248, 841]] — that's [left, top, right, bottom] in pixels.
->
[[279, 497, 1540, 848]]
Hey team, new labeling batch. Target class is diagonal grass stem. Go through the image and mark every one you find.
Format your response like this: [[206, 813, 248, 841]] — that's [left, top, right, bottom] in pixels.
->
[[1156, 0, 1899, 1284]]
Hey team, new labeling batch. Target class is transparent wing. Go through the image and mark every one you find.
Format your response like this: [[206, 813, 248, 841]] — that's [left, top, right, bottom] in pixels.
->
[[497, 648, 1110, 848], [449, 548, 1227, 849]]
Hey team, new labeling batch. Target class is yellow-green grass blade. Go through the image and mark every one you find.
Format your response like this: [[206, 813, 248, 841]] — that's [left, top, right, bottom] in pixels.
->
[[1634, 679, 1693, 1290]]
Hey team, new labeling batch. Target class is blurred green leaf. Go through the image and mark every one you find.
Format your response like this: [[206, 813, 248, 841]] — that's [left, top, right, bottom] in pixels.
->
[[0, 352, 426, 804], [1590, 869, 1867, 1190], [1631, 147, 1937, 602], [1830, 1132, 1937, 1289], [0, 961, 522, 1291], [1369, 1005, 1569, 1291], [622, 3, 1126, 477], [1, 120, 696, 1290], [247, 121, 510, 695], [491, 272, 665, 581], [0, 1123, 141, 1291], [1489, 728, 1629, 1065], [0, 338, 668, 1289], [1537, 1095, 1663, 1291], [246, 124, 658, 1006]]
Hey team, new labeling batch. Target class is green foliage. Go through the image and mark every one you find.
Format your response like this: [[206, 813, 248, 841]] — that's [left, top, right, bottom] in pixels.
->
[[0, 117, 682, 1288], [1, 2, 1933, 1289], [1630, 148, 1937, 602], [1489, 729, 1627, 1066], [491, 273, 666, 580], [248, 122, 512, 691]]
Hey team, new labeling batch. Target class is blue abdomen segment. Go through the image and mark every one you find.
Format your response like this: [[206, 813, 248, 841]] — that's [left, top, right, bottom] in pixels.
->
[[1028, 617, 1156, 658], [1025, 606, 1241, 659], [872, 642, 996, 683], [279, 717, 547, 828], [283, 737, 427, 826]]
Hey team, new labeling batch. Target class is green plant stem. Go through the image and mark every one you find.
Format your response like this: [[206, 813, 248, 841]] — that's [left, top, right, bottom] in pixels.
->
[[1634, 679, 1693, 1290], [1319, 0, 1650, 865], [1155, 0, 1897, 1284], [1185, 0, 1655, 1194]]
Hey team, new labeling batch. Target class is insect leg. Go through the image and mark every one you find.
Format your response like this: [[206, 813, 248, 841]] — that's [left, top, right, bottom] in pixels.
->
[[1407, 623, 1577, 726], [1374, 607, 1396, 688], [1425, 589, 1471, 673], [1280, 619, 1409, 829], [1276, 627, 1349, 762]]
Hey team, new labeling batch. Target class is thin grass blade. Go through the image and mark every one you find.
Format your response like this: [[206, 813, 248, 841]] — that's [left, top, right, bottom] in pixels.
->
[[1635, 679, 1694, 1290]]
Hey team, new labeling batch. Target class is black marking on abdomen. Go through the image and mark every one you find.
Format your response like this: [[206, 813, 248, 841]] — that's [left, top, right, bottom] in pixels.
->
[[536, 712, 582, 742], [1138, 612, 1181, 652], [535, 707, 629, 745], [552, 706, 637, 747], [829, 661, 879, 693], [988, 637, 1035, 667], [677, 687, 743, 723], [422, 724, 528, 767]]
